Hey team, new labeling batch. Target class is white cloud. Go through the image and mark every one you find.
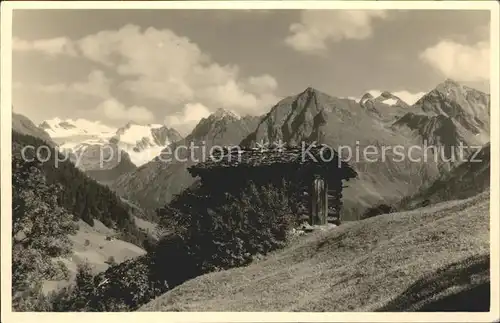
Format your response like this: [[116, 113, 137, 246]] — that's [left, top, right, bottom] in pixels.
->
[[244, 74, 278, 93], [14, 25, 278, 118], [13, 36, 78, 56], [14, 25, 279, 127], [16, 70, 111, 98], [97, 98, 154, 123], [420, 40, 490, 82], [285, 10, 388, 54], [164, 103, 212, 135], [13, 25, 282, 132]]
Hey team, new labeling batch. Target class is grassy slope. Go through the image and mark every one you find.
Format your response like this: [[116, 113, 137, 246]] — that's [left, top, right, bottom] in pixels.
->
[[43, 219, 146, 293], [140, 192, 489, 312]]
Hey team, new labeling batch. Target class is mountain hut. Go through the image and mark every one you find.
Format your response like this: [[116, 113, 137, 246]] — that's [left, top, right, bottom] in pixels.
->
[[187, 144, 357, 225]]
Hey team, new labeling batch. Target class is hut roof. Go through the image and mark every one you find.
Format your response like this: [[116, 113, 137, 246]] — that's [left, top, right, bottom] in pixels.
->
[[187, 144, 357, 180]]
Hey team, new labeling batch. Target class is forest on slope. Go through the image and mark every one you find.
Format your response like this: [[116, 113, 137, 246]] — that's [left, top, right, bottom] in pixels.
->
[[12, 131, 155, 249]]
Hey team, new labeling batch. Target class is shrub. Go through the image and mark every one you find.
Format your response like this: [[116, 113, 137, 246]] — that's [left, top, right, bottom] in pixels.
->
[[49, 258, 168, 311], [361, 203, 396, 220], [48, 262, 96, 311], [105, 256, 116, 265], [157, 180, 298, 272], [12, 282, 53, 312]]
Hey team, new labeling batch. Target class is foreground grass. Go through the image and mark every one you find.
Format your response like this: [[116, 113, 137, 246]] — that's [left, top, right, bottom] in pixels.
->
[[139, 192, 489, 312]]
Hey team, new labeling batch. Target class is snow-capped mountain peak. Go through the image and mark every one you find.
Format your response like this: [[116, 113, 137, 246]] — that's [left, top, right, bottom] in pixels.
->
[[39, 118, 117, 139], [38, 118, 182, 167], [112, 123, 182, 166], [363, 91, 409, 107], [115, 123, 164, 145]]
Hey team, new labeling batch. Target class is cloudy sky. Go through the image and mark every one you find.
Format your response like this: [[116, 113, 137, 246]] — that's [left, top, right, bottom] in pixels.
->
[[12, 9, 490, 135]]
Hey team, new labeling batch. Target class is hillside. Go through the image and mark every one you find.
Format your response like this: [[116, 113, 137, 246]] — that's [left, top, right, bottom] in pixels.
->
[[412, 79, 490, 141], [11, 142, 147, 308], [111, 109, 261, 217], [140, 192, 489, 311], [399, 142, 490, 210], [43, 219, 146, 294], [83, 149, 138, 186], [12, 131, 153, 249], [396, 79, 490, 148], [12, 112, 55, 146]]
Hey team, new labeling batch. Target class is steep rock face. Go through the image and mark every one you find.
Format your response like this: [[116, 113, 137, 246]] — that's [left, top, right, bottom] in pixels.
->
[[151, 127, 183, 148], [358, 91, 410, 121], [242, 87, 373, 147], [393, 79, 490, 165], [405, 79, 490, 143], [393, 114, 468, 161], [111, 109, 261, 215], [240, 87, 441, 220]]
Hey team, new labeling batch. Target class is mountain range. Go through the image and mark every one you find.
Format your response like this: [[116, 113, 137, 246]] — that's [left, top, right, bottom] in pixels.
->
[[110, 79, 489, 220], [12, 79, 490, 221], [11, 78, 491, 308], [39, 118, 183, 166], [20, 117, 181, 185]]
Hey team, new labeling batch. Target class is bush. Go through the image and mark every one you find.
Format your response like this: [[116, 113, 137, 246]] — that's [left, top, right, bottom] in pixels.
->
[[157, 181, 298, 272], [361, 203, 396, 220], [47, 262, 96, 311], [12, 282, 53, 312], [105, 256, 116, 265], [49, 259, 168, 311]]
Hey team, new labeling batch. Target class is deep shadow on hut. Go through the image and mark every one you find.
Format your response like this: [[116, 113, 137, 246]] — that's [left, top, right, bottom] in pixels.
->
[[187, 144, 357, 225]]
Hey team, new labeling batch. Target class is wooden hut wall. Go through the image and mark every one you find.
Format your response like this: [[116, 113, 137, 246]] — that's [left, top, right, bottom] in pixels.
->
[[193, 160, 349, 224]]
